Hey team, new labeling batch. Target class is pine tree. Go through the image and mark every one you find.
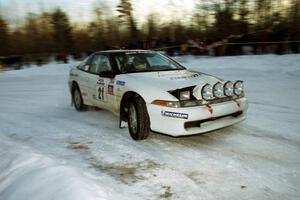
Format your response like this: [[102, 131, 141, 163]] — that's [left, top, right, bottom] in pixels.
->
[[39, 12, 54, 53], [255, 0, 273, 27], [237, 0, 250, 34], [146, 14, 158, 38], [117, 0, 138, 41], [51, 9, 73, 53], [213, 1, 236, 39], [24, 14, 41, 54]]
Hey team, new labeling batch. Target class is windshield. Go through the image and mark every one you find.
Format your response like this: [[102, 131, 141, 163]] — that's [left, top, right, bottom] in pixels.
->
[[113, 52, 185, 73]]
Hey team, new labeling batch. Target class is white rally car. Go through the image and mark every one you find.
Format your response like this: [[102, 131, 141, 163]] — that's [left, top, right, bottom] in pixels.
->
[[68, 50, 248, 140]]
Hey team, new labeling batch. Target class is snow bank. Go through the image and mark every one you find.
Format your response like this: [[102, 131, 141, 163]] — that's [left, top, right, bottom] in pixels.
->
[[2, 61, 75, 78], [0, 134, 118, 200]]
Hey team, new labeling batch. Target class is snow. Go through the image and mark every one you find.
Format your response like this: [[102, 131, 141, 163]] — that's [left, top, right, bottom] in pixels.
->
[[0, 54, 300, 200], [0, 135, 115, 200]]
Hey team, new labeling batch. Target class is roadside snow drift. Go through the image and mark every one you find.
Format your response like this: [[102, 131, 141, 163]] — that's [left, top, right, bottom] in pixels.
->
[[0, 134, 128, 200], [0, 55, 300, 200]]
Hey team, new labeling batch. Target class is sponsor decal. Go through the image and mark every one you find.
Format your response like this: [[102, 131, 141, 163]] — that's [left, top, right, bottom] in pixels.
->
[[81, 92, 87, 97], [116, 80, 126, 86], [97, 78, 105, 85], [108, 85, 114, 95], [161, 110, 188, 119]]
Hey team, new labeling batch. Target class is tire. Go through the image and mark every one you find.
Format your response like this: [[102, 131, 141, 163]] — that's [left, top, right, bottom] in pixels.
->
[[127, 95, 150, 140], [72, 86, 87, 111]]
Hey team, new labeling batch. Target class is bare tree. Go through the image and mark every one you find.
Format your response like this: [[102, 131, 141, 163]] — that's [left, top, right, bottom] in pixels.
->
[[0, 16, 10, 56]]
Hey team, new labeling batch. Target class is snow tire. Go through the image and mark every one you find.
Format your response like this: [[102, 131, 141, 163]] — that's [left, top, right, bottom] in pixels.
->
[[128, 95, 150, 140], [73, 86, 87, 111]]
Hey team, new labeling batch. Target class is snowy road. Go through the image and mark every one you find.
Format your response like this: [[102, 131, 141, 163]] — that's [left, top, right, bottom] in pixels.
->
[[0, 55, 300, 200]]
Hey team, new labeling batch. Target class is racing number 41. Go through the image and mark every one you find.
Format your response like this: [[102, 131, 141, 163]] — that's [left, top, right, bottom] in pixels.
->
[[98, 87, 105, 101]]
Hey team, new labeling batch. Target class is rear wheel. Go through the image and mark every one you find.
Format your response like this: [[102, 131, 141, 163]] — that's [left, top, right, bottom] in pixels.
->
[[73, 86, 86, 111], [128, 96, 150, 140]]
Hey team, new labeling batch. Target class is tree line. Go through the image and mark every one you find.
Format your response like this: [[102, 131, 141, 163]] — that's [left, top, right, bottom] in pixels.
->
[[0, 0, 299, 57]]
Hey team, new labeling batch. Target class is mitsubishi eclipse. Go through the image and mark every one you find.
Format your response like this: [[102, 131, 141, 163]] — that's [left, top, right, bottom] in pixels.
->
[[68, 50, 248, 140]]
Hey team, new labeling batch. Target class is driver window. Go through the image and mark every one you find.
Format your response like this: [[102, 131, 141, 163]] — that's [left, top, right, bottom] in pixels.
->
[[89, 55, 112, 74]]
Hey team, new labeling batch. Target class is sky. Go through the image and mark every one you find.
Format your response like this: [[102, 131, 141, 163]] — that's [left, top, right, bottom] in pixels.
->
[[0, 0, 198, 26]]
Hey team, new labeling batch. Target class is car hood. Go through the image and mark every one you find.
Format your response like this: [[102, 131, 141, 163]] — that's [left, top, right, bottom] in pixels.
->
[[126, 70, 222, 91]]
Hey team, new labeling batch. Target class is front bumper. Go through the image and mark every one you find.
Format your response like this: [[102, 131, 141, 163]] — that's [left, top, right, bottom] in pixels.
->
[[147, 97, 248, 136]]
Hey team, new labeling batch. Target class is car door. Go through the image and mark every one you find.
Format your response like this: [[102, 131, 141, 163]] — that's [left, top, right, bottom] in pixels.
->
[[75, 56, 93, 105], [87, 54, 116, 110]]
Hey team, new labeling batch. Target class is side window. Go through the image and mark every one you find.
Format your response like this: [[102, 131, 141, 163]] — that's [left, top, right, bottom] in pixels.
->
[[89, 55, 112, 74], [114, 55, 125, 71]]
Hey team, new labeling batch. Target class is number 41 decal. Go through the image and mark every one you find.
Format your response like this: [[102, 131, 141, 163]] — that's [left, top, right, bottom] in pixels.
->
[[97, 86, 105, 101]]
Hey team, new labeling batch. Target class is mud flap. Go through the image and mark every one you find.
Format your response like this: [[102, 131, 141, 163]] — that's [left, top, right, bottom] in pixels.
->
[[119, 119, 128, 128], [70, 95, 74, 107], [119, 110, 128, 128]]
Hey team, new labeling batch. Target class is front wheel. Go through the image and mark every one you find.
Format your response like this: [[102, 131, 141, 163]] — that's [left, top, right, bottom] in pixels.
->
[[128, 96, 150, 140], [73, 86, 87, 111]]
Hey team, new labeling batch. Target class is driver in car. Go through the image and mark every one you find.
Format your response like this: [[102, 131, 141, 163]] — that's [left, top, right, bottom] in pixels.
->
[[133, 56, 147, 71]]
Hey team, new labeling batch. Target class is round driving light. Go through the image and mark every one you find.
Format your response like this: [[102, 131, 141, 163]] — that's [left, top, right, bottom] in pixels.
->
[[234, 81, 244, 95], [224, 81, 234, 96], [201, 84, 214, 100], [213, 82, 224, 98]]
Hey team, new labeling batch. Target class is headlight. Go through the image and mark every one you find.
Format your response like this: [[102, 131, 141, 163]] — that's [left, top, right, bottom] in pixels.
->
[[213, 82, 223, 98], [201, 84, 214, 100], [234, 81, 244, 95], [151, 100, 180, 108], [224, 81, 234, 96], [180, 91, 190, 100]]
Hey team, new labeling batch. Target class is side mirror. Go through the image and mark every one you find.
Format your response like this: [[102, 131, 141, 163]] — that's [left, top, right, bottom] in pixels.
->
[[84, 65, 90, 71], [99, 70, 115, 78]]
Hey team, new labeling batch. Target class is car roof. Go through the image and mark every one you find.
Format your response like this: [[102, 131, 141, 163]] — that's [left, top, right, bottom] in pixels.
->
[[95, 49, 155, 54]]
